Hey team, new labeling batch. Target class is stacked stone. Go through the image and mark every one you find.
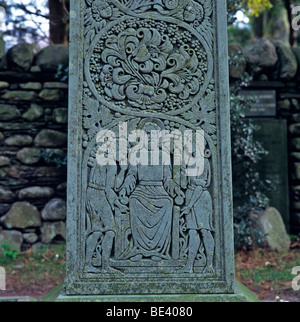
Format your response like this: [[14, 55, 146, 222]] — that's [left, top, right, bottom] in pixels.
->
[[0, 42, 69, 252], [229, 39, 300, 234]]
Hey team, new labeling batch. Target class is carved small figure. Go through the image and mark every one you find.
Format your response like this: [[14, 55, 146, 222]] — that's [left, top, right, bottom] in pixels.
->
[[84, 163, 125, 273], [178, 157, 215, 274]]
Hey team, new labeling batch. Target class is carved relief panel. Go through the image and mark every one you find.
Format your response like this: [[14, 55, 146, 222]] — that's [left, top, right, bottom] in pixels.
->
[[67, 0, 234, 295]]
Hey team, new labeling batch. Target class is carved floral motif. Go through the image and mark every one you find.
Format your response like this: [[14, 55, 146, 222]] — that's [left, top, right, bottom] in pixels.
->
[[90, 20, 208, 111]]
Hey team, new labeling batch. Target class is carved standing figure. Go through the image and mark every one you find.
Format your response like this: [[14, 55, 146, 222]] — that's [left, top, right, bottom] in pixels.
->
[[84, 163, 126, 273], [178, 157, 215, 273]]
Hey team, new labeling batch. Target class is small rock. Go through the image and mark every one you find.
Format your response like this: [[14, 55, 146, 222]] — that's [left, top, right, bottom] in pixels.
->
[[23, 233, 38, 244], [39, 89, 63, 101], [16, 147, 41, 165], [41, 221, 66, 244], [250, 207, 291, 253], [0, 188, 15, 201], [291, 138, 300, 151], [19, 82, 42, 90], [7, 43, 34, 72], [34, 45, 68, 73], [0, 81, 9, 89], [18, 186, 55, 200], [22, 103, 44, 121], [0, 229, 23, 252], [41, 198, 66, 221], [0, 156, 10, 166], [34, 129, 67, 148], [291, 152, 300, 161], [1, 202, 41, 230], [5, 135, 33, 147], [30, 65, 41, 73], [272, 40, 298, 80], [1, 91, 37, 101], [245, 38, 278, 72], [292, 163, 300, 181], [289, 124, 300, 135], [0, 104, 20, 121], [43, 82, 68, 89], [54, 108, 68, 124]]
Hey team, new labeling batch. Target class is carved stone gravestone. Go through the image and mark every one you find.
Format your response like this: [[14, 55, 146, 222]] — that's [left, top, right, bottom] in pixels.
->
[[46, 0, 257, 302]]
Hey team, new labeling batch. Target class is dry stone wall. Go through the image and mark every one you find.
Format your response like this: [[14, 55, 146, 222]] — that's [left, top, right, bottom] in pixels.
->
[[0, 43, 68, 252]]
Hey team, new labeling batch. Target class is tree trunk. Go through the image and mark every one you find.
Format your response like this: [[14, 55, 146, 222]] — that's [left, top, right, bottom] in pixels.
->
[[48, 0, 68, 44]]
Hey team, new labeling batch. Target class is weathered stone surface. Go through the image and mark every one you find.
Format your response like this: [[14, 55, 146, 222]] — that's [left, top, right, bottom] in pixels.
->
[[291, 138, 300, 151], [7, 43, 34, 72], [18, 186, 55, 200], [0, 156, 10, 166], [19, 82, 42, 90], [291, 153, 300, 161], [1, 202, 41, 230], [41, 221, 66, 244], [44, 82, 68, 89], [0, 188, 15, 201], [65, 0, 235, 297], [5, 135, 33, 147], [56, 181, 67, 193], [34, 129, 67, 148], [292, 163, 300, 181], [1, 90, 37, 101], [291, 201, 300, 210], [272, 40, 298, 80], [278, 99, 291, 111], [289, 124, 300, 135], [30, 65, 42, 73], [23, 233, 39, 244], [0, 229, 23, 252], [0, 132, 4, 145], [54, 108, 68, 124], [39, 89, 63, 101], [0, 122, 35, 131], [34, 45, 69, 73], [4, 166, 66, 179], [0, 104, 20, 121], [250, 207, 291, 253], [0, 81, 9, 89], [41, 198, 66, 221], [244, 38, 278, 72], [16, 147, 41, 165], [22, 103, 44, 121], [228, 43, 247, 79]]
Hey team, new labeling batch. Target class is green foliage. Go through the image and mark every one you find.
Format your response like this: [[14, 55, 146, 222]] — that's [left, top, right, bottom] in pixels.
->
[[229, 55, 275, 249], [228, 25, 252, 46], [40, 149, 67, 168], [55, 64, 69, 83], [2, 243, 18, 260]]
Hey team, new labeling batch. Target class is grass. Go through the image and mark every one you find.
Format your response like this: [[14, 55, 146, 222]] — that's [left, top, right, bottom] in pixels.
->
[[235, 239, 300, 302], [0, 243, 66, 300]]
